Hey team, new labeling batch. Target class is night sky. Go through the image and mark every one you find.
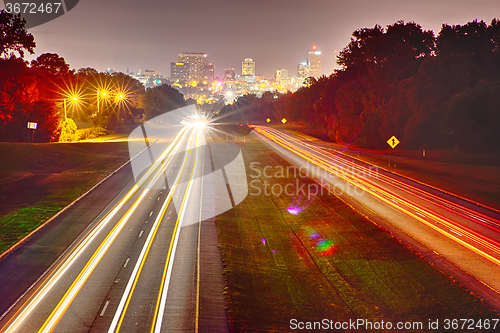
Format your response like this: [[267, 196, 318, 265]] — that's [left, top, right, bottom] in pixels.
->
[[3, 0, 500, 78]]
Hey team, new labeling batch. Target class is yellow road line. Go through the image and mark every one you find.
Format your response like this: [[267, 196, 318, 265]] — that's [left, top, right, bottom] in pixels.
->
[[32, 129, 191, 333], [151, 129, 201, 333], [113, 129, 197, 332]]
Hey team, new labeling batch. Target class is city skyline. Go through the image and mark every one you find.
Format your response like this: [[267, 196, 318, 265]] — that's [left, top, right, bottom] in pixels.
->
[[6, 0, 499, 79], [122, 48, 317, 83]]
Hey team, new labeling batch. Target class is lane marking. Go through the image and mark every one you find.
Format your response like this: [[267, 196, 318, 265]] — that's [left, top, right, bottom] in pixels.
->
[[34, 129, 192, 333], [195, 137, 205, 333], [123, 258, 130, 268], [138, 231, 144, 238], [1, 128, 189, 333], [149, 211, 153, 217], [153, 130, 201, 333], [110, 129, 197, 333], [100, 301, 110, 317]]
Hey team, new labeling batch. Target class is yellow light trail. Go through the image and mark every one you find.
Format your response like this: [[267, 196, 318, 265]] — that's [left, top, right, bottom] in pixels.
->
[[109, 128, 199, 333], [254, 127, 500, 267], [0, 127, 190, 333], [152, 128, 202, 333], [266, 127, 500, 228], [269, 129, 500, 231], [36, 128, 194, 333]]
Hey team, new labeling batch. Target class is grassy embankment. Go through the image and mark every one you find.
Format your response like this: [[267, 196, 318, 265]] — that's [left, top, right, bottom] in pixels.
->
[[216, 136, 499, 332], [0, 142, 130, 253], [282, 125, 500, 211]]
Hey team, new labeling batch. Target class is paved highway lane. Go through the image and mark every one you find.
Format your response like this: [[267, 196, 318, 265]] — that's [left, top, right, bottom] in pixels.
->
[[253, 126, 500, 306], [0, 119, 229, 332]]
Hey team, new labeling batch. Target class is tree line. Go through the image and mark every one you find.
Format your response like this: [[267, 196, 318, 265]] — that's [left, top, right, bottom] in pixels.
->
[[0, 10, 185, 142], [223, 19, 500, 151]]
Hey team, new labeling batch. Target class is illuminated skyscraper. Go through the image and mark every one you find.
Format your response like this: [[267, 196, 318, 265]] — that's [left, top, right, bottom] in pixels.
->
[[275, 69, 289, 83], [171, 52, 208, 80], [171, 62, 189, 80], [203, 63, 215, 79], [309, 47, 322, 78], [242, 58, 255, 75], [297, 60, 309, 78]]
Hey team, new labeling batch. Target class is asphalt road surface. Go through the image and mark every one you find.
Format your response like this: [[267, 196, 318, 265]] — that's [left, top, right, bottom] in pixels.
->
[[253, 126, 500, 309], [0, 123, 229, 333]]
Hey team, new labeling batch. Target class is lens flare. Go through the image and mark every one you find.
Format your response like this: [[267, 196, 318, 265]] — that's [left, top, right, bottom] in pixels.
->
[[194, 120, 206, 129], [302, 226, 338, 256], [317, 240, 337, 256], [287, 194, 314, 215], [287, 207, 302, 215]]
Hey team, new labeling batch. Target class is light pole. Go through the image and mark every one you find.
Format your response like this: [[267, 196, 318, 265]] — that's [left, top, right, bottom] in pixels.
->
[[63, 97, 78, 120], [97, 91, 107, 114]]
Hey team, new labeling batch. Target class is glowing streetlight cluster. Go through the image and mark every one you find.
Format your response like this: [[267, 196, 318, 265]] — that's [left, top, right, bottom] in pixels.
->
[[58, 76, 136, 122]]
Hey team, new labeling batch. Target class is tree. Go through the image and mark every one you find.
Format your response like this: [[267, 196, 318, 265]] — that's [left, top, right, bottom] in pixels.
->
[[444, 80, 500, 151], [0, 57, 61, 142], [76, 67, 99, 77], [140, 85, 185, 120], [59, 118, 78, 142], [31, 53, 71, 76], [337, 21, 435, 87], [0, 10, 36, 59]]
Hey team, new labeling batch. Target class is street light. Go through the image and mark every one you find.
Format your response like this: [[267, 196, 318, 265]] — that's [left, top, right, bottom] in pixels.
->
[[97, 91, 108, 114], [63, 96, 78, 119]]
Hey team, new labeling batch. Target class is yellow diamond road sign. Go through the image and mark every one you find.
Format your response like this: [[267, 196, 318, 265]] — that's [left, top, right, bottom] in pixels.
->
[[266, 118, 271, 123], [387, 136, 400, 149], [281, 118, 287, 124]]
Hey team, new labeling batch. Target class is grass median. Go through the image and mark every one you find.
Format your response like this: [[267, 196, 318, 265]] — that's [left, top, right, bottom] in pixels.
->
[[0, 141, 130, 254], [216, 135, 499, 332]]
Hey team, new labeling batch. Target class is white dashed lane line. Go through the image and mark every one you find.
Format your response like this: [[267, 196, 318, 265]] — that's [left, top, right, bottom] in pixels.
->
[[123, 258, 130, 268], [100, 301, 110, 317]]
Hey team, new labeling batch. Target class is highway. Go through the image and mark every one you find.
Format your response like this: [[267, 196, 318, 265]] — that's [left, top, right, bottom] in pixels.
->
[[0, 114, 229, 332], [253, 126, 500, 305]]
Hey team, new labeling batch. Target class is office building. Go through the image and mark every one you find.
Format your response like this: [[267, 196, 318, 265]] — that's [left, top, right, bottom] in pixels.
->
[[297, 60, 310, 78], [171, 52, 209, 80], [203, 63, 215, 79], [242, 58, 255, 75], [143, 69, 160, 79], [275, 69, 289, 83], [309, 47, 322, 78], [171, 62, 189, 80]]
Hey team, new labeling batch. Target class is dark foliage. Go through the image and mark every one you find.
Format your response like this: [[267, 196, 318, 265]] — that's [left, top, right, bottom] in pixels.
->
[[0, 11, 35, 59], [0, 57, 60, 142], [140, 85, 186, 121], [247, 20, 500, 151]]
